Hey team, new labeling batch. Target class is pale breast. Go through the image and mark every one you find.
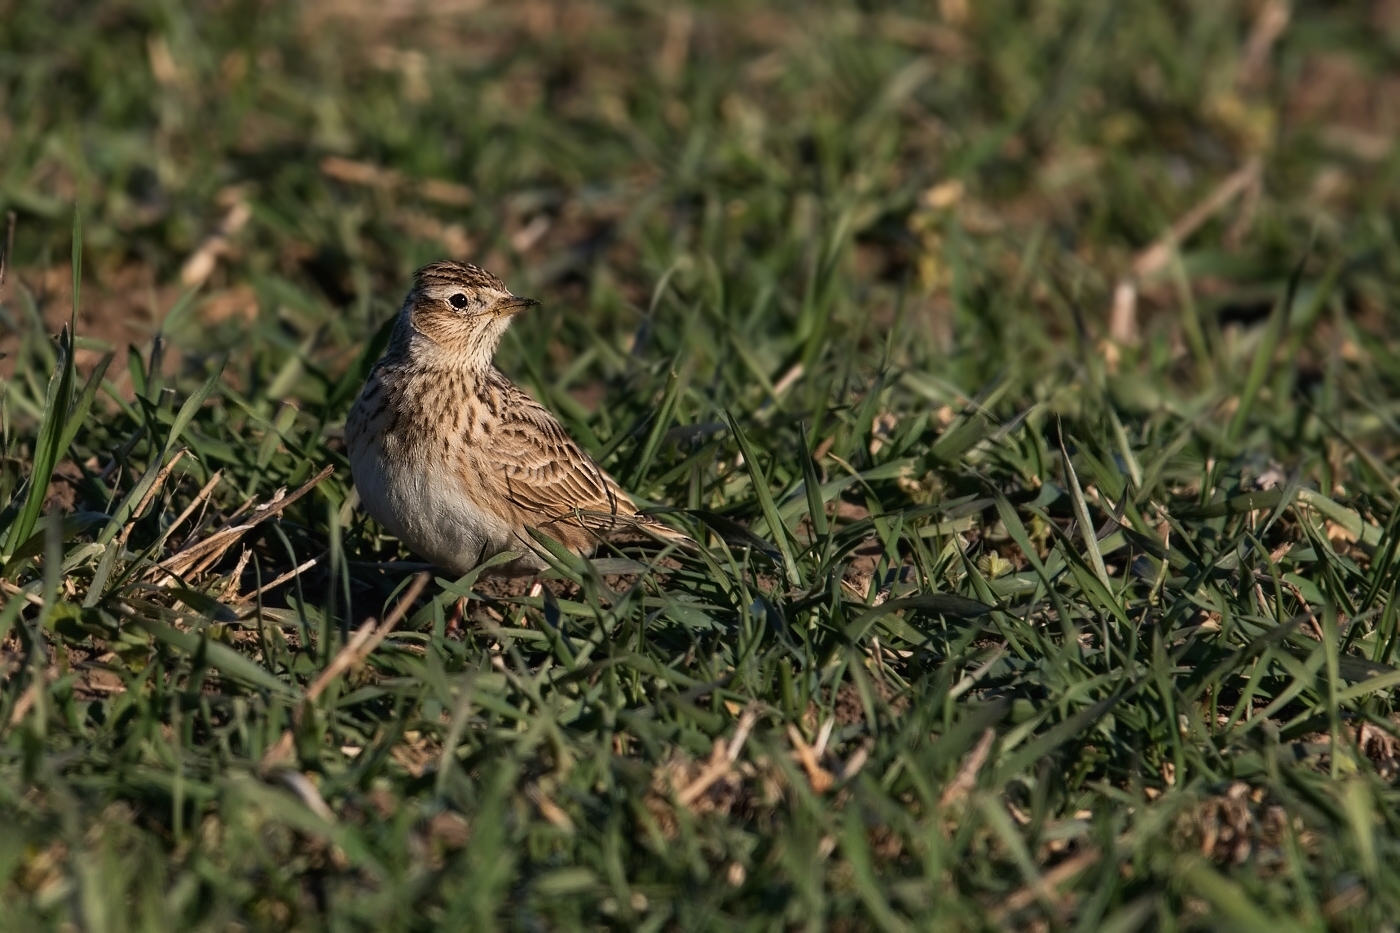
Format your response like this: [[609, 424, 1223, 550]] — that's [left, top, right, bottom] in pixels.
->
[[346, 368, 541, 575]]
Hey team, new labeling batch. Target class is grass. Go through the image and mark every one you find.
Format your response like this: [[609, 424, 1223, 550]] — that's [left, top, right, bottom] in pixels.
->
[[3, 0, 1400, 929]]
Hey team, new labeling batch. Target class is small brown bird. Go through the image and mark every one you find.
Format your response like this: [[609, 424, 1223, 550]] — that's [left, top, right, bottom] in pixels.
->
[[346, 260, 684, 576]]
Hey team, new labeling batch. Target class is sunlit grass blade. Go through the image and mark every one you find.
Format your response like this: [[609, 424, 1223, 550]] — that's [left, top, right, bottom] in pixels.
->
[[1227, 250, 1310, 445], [1, 213, 83, 566], [1057, 424, 1112, 592], [728, 411, 801, 587], [96, 367, 223, 546]]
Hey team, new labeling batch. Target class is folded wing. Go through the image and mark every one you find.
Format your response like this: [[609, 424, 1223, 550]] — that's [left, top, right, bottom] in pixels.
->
[[469, 376, 685, 547]]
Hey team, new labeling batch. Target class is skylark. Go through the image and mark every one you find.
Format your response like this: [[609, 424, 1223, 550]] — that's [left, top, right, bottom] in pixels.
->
[[346, 260, 684, 576]]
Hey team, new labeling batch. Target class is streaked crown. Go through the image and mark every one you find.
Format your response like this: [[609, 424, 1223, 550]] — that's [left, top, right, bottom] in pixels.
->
[[413, 260, 507, 293]]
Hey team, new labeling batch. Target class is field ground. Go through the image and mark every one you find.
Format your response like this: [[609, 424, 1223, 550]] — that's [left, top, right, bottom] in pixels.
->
[[4, 1, 1400, 930]]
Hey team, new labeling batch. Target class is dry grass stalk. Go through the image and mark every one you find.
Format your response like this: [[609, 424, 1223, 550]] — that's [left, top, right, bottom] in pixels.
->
[[1109, 280, 1138, 345], [164, 470, 223, 542], [114, 449, 188, 555], [220, 548, 253, 601], [157, 464, 334, 579], [526, 784, 576, 833], [989, 847, 1101, 922], [837, 744, 870, 782], [304, 571, 431, 704], [321, 155, 473, 207], [180, 195, 252, 287], [144, 469, 223, 582], [939, 728, 996, 808], [1238, 0, 1291, 89], [1, 580, 44, 609], [8, 682, 40, 726], [787, 723, 834, 794], [233, 554, 321, 605], [1284, 580, 1325, 641], [1131, 158, 1263, 281], [277, 770, 336, 823], [258, 730, 297, 774], [812, 717, 834, 759], [260, 571, 431, 775], [1109, 157, 1264, 346], [677, 706, 758, 806]]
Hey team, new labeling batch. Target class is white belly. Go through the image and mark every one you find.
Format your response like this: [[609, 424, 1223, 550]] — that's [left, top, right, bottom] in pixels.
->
[[349, 435, 537, 575]]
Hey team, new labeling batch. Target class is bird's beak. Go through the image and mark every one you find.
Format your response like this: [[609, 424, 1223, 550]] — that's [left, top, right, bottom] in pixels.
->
[[495, 295, 540, 316]]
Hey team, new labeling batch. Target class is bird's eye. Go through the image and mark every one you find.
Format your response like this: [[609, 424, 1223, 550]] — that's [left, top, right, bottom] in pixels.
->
[[449, 293, 469, 310]]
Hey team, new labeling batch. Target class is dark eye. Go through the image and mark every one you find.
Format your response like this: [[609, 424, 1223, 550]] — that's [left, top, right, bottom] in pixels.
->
[[449, 293, 469, 310]]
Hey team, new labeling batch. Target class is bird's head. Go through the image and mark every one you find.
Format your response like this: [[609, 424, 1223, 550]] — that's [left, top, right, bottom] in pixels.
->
[[392, 260, 539, 369]]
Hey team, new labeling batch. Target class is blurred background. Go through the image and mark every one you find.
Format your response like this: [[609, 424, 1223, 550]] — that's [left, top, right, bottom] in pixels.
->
[[3, 0, 1396, 397]]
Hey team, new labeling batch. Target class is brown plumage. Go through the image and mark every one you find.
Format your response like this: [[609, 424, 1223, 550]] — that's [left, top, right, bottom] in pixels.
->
[[346, 260, 687, 576]]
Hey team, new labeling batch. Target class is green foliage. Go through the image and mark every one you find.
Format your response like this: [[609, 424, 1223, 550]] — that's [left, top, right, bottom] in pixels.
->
[[3, 1, 1400, 930]]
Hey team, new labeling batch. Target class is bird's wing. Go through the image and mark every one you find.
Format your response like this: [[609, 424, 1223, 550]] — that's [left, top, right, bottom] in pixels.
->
[[471, 381, 642, 533]]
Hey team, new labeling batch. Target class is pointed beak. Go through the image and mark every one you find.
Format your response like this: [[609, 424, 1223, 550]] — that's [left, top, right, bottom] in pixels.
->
[[495, 295, 540, 316]]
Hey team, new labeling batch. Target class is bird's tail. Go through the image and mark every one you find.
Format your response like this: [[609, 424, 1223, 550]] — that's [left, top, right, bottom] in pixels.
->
[[571, 508, 699, 551]]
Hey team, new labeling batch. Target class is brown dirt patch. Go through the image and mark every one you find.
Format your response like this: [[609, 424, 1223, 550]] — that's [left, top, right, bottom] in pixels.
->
[[1, 263, 182, 383]]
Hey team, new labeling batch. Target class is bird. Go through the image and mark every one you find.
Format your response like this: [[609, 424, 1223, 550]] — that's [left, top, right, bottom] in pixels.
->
[[346, 259, 687, 578]]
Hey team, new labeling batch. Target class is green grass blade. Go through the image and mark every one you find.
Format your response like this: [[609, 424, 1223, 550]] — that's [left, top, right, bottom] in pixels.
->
[[2, 213, 82, 564], [727, 411, 801, 586]]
